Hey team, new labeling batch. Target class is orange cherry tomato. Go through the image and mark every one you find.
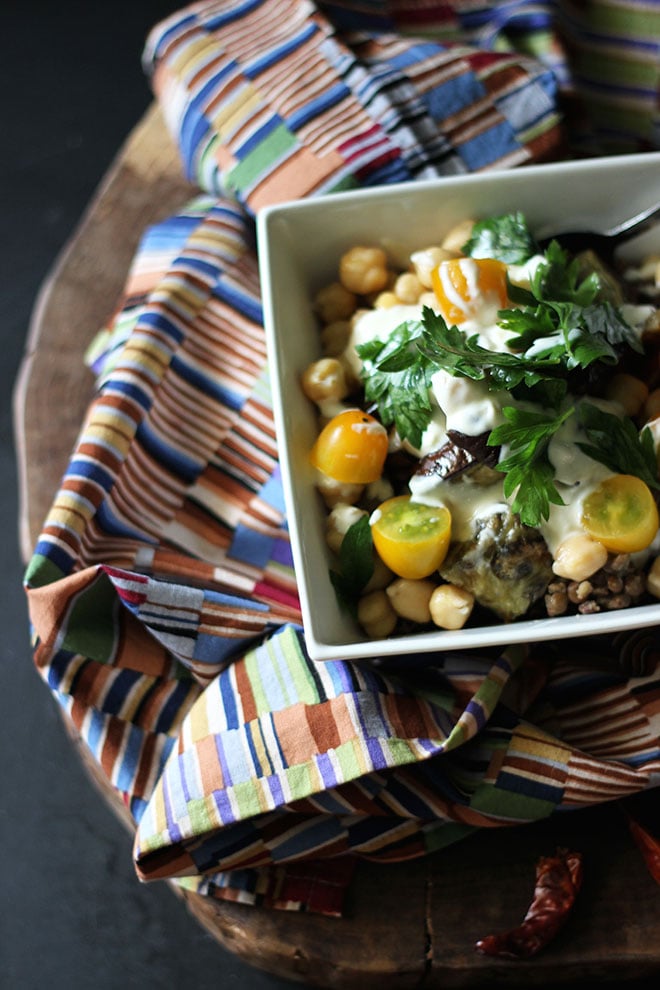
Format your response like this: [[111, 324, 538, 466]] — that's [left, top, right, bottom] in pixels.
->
[[431, 257, 509, 324], [581, 474, 659, 553], [370, 495, 451, 579], [310, 409, 388, 484]]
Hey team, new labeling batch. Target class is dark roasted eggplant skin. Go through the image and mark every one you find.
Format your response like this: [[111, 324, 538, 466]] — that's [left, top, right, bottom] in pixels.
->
[[415, 431, 500, 483], [415, 441, 475, 480], [440, 510, 554, 621]]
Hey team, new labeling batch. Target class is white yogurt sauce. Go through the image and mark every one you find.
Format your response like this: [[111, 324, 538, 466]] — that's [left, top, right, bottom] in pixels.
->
[[409, 470, 508, 542], [343, 304, 422, 380], [507, 253, 547, 288], [428, 371, 505, 441], [620, 303, 656, 335]]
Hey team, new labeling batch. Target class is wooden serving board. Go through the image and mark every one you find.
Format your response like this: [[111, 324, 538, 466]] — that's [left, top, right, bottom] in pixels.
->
[[13, 103, 660, 988]]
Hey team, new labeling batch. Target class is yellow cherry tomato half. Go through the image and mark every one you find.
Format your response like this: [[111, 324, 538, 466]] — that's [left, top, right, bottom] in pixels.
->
[[431, 257, 509, 324], [370, 495, 452, 579], [581, 474, 659, 554], [310, 409, 388, 484]]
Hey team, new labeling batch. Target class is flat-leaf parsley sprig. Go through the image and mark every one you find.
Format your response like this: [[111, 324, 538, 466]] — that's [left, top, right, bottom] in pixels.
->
[[461, 211, 539, 264], [358, 319, 433, 451], [577, 403, 660, 492], [357, 308, 563, 450], [500, 241, 641, 364], [487, 406, 575, 526]]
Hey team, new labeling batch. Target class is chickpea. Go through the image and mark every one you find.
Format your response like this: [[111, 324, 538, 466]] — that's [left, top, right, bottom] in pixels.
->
[[552, 534, 608, 582], [357, 589, 397, 639], [441, 218, 475, 254], [316, 473, 364, 508], [604, 373, 649, 417], [364, 556, 395, 593], [644, 390, 660, 423], [643, 308, 660, 335], [301, 358, 349, 405], [393, 271, 423, 304], [419, 290, 439, 309], [373, 290, 399, 309], [567, 579, 593, 604], [646, 556, 660, 598], [386, 578, 436, 624], [339, 246, 389, 295], [325, 504, 367, 555], [410, 246, 457, 288], [363, 476, 395, 511], [314, 281, 357, 323], [429, 584, 474, 630], [320, 319, 351, 356]]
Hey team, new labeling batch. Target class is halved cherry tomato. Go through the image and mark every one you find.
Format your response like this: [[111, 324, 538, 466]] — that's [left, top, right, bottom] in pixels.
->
[[370, 495, 451, 579], [581, 474, 659, 553], [431, 257, 508, 324], [310, 409, 388, 484]]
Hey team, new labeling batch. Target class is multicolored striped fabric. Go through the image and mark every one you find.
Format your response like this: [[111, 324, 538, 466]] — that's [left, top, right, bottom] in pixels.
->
[[557, 0, 660, 154], [24, 0, 660, 916], [317, 1, 660, 153], [143, 0, 564, 211]]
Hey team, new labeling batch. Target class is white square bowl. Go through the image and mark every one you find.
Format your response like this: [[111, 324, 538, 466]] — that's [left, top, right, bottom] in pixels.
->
[[257, 154, 660, 662]]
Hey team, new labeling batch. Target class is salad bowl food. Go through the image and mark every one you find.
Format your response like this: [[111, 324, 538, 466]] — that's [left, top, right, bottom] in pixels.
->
[[258, 154, 660, 662]]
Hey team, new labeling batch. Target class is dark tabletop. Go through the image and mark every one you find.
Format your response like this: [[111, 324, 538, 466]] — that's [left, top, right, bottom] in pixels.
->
[[1, 3, 657, 989]]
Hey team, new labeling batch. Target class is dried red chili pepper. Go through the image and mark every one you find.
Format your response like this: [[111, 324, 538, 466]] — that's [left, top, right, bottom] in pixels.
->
[[627, 813, 660, 885], [475, 848, 583, 959]]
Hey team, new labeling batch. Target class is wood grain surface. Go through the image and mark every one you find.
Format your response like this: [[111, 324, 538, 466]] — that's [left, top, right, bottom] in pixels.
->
[[13, 103, 660, 988]]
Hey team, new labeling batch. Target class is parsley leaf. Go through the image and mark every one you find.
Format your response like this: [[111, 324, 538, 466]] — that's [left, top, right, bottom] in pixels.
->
[[419, 306, 559, 380], [462, 211, 538, 264], [580, 302, 643, 354], [329, 515, 374, 612], [500, 242, 642, 362], [488, 405, 575, 526], [535, 240, 602, 305], [357, 320, 433, 449], [577, 403, 660, 490], [358, 306, 575, 447]]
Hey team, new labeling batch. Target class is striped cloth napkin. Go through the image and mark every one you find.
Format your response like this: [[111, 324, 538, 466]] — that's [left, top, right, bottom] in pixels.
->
[[24, 0, 660, 916]]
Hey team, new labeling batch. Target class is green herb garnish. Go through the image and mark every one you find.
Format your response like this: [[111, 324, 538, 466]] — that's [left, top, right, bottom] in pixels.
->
[[461, 211, 538, 264], [577, 403, 660, 491], [329, 515, 374, 613], [500, 241, 641, 361], [488, 406, 575, 526], [417, 306, 560, 392], [358, 319, 433, 450], [357, 306, 563, 448]]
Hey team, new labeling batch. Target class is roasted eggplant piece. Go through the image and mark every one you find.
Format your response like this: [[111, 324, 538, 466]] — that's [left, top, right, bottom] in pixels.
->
[[415, 431, 500, 483], [440, 510, 554, 621]]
